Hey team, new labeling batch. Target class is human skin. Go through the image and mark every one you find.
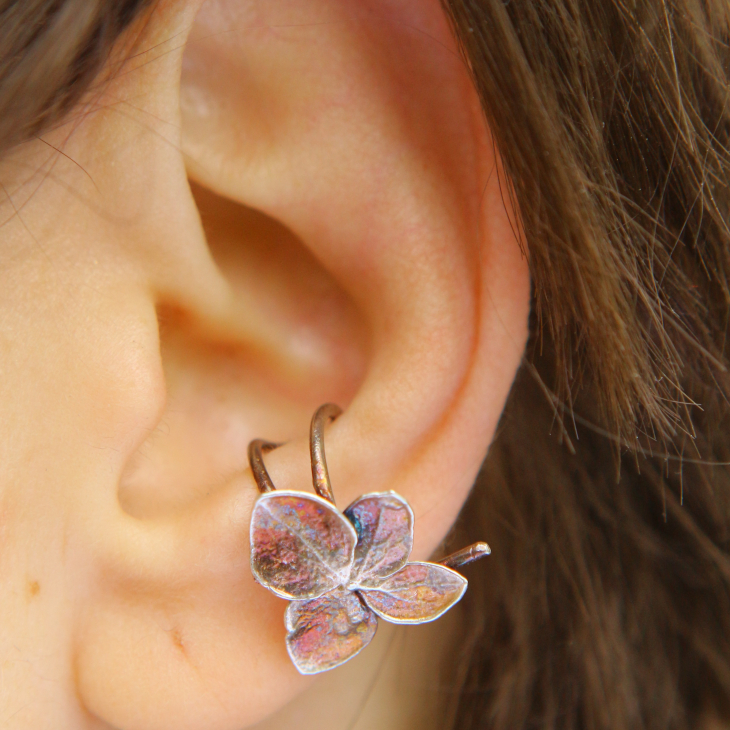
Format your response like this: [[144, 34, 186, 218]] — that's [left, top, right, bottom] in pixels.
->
[[0, 1, 530, 728]]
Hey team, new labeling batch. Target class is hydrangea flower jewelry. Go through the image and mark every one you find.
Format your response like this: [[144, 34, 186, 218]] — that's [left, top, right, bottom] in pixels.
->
[[248, 403, 491, 675]]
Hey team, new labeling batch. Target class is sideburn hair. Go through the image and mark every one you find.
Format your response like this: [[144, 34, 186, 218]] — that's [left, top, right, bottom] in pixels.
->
[[0, 0, 153, 151]]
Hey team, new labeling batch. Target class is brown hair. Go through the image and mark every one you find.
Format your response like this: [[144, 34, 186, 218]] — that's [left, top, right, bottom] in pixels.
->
[[443, 1, 730, 728], [0, 0, 152, 151], [1, 0, 729, 727]]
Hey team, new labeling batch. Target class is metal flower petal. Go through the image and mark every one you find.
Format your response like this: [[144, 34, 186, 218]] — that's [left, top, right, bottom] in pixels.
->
[[250, 490, 357, 600], [285, 587, 378, 674], [344, 491, 414, 588], [358, 562, 467, 624]]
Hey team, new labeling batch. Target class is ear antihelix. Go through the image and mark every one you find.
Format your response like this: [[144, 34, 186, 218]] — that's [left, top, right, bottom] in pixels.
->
[[247, 403, 491, 675]]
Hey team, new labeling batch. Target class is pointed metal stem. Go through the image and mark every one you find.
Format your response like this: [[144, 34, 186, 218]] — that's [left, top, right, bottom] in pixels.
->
[[439, 542, 491, 570], [309, 403, 343, 504], [248, 439, 281, 493]]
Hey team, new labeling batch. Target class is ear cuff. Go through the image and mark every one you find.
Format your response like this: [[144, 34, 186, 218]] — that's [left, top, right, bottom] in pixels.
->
[[248, 403, 490, 674]]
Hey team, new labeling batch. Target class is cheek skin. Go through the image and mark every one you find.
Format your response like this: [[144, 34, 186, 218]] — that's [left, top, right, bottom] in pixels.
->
[[0, 176, 311, 730], [0, 242, 169, 729], [0, 249, 166, 520]]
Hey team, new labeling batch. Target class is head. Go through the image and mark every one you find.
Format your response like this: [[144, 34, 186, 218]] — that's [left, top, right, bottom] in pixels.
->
[[0, 1, 728, 729]]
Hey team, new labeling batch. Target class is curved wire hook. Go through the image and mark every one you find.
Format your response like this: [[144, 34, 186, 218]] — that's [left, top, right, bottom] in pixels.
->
[[309, 403, 342, 504], [247, 439, 281, 494]]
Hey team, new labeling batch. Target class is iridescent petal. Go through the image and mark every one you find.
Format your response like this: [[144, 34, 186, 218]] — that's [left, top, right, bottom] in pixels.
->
[[285, 587, 378, 674], [358, 562, 467, 624], [250, 490, 357, 600], [344, 491, 414, 588]]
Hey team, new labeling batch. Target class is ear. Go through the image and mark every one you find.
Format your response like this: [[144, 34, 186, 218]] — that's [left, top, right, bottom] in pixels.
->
[[0, 0, 529, 729]]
